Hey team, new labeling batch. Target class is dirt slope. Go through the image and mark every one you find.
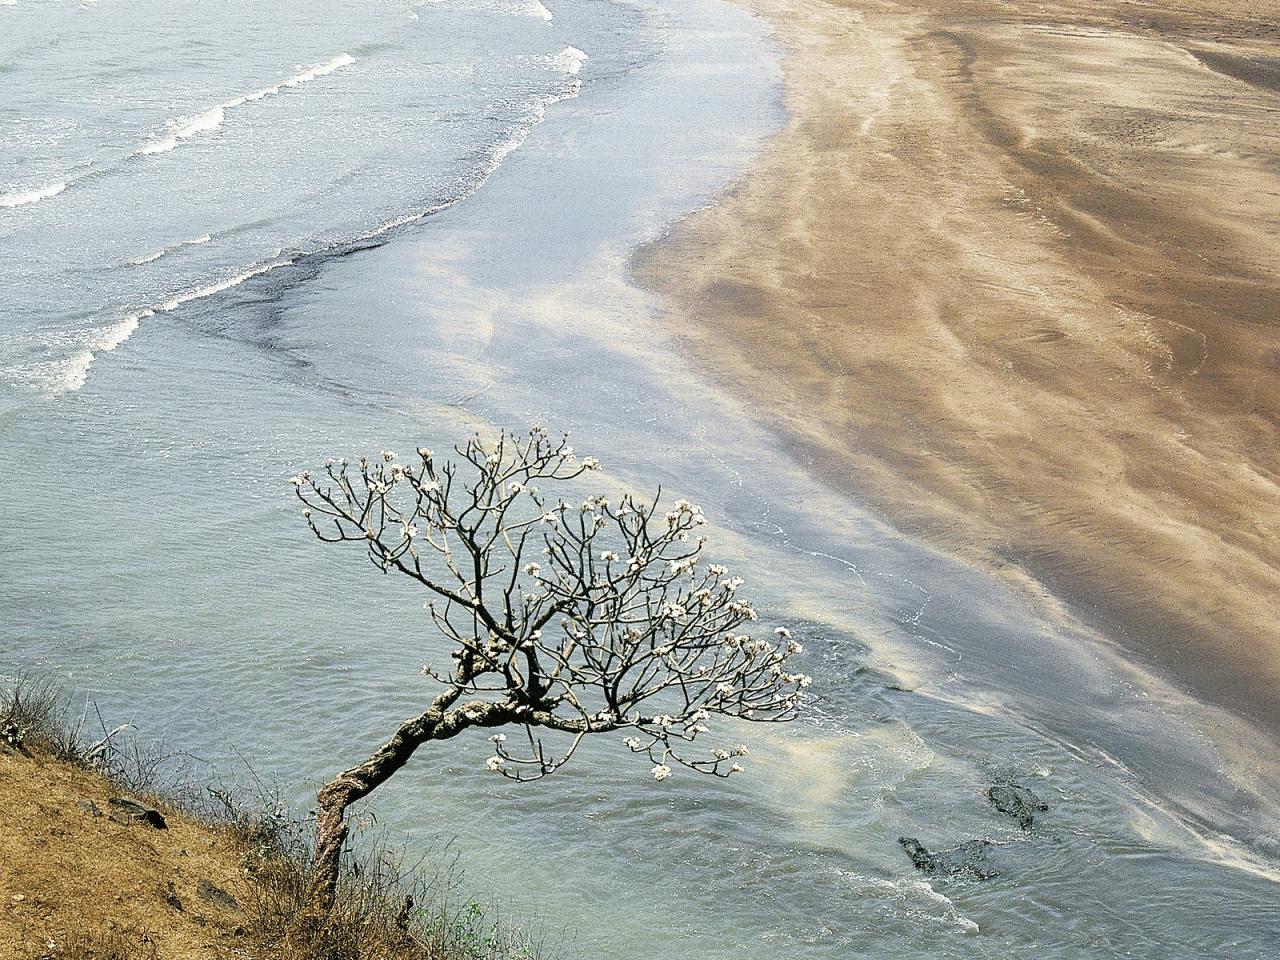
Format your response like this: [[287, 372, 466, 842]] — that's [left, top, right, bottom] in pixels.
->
[[0, 748, 252, 960]]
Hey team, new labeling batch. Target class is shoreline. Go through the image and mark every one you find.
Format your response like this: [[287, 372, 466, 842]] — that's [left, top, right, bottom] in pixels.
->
[[634, 0, 1280, 730]]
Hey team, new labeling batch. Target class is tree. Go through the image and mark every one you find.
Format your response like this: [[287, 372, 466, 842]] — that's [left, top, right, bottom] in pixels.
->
[[291, 426, 810, 910]]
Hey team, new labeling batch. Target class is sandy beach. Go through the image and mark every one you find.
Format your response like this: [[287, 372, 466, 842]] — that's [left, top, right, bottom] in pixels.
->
[[635, 0, 1280, 727]]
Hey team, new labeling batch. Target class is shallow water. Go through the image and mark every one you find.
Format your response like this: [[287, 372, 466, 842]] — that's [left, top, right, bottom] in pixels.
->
[[2, 1, 1279, 957]]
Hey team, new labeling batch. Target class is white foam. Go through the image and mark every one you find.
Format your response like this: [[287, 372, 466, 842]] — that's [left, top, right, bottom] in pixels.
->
[[136, 54, 355, 157], [0, 1, 18, 8], [530, 0, 553, 22], [130, 234, 213, 266], [52, 351, 94, 394], [158, 259, 291, 312], [46, 43, 583, 395], [283, 53, 355, 88], [95, 310, 150, 352], [34, 258, 289, 395], [545, 46, 588, 76], [355, 47, 589, 244], [0, 180, 67, 209]]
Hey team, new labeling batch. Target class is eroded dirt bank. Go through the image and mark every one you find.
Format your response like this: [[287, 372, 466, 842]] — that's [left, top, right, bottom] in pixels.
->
[[635, 0, 1280, 725]]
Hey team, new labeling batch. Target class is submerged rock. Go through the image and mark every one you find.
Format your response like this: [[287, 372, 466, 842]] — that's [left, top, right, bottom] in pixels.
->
[[988, 781, 1048, 831], [899, 837, 999, 880]]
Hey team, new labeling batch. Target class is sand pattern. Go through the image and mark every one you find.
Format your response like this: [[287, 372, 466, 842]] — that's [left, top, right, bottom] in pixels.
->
[[635, 0, 1280, 726]]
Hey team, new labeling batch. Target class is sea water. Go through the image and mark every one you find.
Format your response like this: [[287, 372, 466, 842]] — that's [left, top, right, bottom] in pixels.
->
[[2, 1, 1278, 957]]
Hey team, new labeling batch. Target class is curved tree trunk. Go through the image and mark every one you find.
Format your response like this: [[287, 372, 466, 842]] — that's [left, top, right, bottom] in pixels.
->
[[304, 692, 506, 915], [306, 711, 443, 912]]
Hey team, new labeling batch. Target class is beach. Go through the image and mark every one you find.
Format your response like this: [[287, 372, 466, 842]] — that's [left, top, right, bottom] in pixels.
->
[[635, 0, 1280, 728], [5, 1, 1280, 955]]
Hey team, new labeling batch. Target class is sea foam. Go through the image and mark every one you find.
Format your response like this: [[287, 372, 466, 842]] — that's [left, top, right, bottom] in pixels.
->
[[130, 234, 213, 266], [39, 258, 290, 395], [357, 46, 588, 242], [158, 259, 292, 312], [136, 54, 355, 156], [0, 181, 67, 209], [41, 44, 584, 395]]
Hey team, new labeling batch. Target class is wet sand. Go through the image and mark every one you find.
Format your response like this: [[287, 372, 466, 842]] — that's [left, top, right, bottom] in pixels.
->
[[634, 0, 1280, 727]]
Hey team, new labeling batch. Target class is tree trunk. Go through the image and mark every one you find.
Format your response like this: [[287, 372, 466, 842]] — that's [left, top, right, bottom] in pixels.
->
[[305, 712, 443, 913]]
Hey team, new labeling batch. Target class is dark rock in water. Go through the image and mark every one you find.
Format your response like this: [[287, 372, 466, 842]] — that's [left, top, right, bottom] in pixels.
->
[[196, 879, 239, 911], [988, 781, 1048, 831], [899, 836, 999, 880], [76, 799, 103, 818], [107, 796, 167, 830]]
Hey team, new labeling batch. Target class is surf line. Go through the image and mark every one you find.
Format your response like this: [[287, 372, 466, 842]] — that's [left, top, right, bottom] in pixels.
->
[[53, 45, 590, 395], [135, 54, 356, 156], [0, 55, 356, 216]]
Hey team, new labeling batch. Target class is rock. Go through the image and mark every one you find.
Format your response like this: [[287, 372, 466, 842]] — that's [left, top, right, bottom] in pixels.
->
[[164, 882, 183, 912], [988, 781, 1048, 831], [196, 879, 239, 911], [899, 836, 999, 880], [76, 799, 103, 818], [107, 796, 167, 830]]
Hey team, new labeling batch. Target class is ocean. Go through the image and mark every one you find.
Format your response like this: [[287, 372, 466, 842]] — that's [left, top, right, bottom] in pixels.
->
[[2, 1, 1278, 957]]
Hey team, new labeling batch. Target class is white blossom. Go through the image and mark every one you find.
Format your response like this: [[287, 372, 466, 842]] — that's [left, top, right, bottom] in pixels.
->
[[485, 756, 505, 771], [651, 764, 672, 782]]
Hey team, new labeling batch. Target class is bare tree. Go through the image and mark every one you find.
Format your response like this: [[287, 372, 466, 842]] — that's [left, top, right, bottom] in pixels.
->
[[292, 426, 810, 910]]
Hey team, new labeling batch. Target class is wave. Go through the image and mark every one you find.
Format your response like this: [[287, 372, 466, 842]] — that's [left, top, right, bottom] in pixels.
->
[[130, 234, 213, 266], [136, 54, 355, 156], [0, 180, 67, 209], [356, 46, 589, 242], [545, 46, 587, 76], [35, 45, 587, 396], [157, 258, 293, 312], [30, 259, 292, 396], [530, 0, 553, 22]]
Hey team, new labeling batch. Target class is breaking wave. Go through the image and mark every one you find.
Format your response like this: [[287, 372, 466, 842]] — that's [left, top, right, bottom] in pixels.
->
[[0, 180, 67, 209], [358, 46, 588, 239], [21, 45, 586, 396], [24, 258, 294, 396], [130, 234, 213, 266], [136, 54, 355, 156]]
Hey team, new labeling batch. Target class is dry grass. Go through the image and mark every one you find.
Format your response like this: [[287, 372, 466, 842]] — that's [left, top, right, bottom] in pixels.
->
[[0, 678, 555, 960]]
